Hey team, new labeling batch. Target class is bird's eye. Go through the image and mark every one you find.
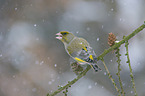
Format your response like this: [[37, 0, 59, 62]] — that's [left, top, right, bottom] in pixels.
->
[[62, 33, 67, 35]]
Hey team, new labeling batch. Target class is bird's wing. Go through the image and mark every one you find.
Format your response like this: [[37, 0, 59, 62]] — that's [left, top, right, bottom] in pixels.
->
[[72, 46, 98, 64], [66, 37, 101, 71], [66, 37, 97, 64]]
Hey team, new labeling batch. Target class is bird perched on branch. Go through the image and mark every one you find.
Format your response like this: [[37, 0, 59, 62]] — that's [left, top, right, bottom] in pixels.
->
[[56, 31, 101, 72]]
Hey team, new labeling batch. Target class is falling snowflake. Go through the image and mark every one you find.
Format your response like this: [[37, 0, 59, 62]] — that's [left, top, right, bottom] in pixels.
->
[[48, 81, 52, 85], [15, 8, 17, 11], [76, 31, 79, 34], [87, 27, 90, 31], [102, 25, 104, 29], [104, 72, 107, 75], [111, 8, 114, 11], [32, 88, 37, 92], [88, 85, 92, 89], [0, 54, 2, 57], [40, 61, 44, 65], [54, 64, 57, 67], [34, 24, 37, 27], [95, 82, 97, 85]]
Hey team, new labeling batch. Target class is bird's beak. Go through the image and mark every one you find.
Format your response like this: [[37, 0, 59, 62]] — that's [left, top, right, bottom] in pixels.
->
[[56, 32, 62, 40]]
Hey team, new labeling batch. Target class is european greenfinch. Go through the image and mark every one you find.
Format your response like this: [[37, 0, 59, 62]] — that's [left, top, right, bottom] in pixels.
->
[[56, 31, 101, 72]]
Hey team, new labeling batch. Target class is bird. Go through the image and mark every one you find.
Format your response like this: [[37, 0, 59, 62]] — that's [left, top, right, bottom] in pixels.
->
[[56, 31, 101, 72]]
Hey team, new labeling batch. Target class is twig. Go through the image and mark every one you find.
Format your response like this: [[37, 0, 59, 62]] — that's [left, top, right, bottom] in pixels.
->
[[125, 40, 138, 96], [47, 23, 145, 96], [97, 23, 145, 61], [63, 87, 69, 96], [47, 65, 91, 96], [115, 48, 125, 96], [101, 59, 121, 96]]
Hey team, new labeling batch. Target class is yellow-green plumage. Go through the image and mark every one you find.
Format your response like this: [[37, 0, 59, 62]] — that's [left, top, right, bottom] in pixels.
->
[[66, 37, 89, 55], [56, 31, 101, 72]]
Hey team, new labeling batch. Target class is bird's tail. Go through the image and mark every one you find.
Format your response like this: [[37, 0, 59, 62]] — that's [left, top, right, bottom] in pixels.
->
[[90, 64, 101, 72]]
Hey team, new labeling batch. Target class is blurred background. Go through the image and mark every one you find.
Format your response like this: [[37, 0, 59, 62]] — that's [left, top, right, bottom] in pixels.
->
[[0, 0, 145, 96]]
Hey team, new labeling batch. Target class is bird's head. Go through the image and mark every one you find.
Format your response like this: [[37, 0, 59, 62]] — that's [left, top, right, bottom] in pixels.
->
[[56, 31, 75, 44]]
